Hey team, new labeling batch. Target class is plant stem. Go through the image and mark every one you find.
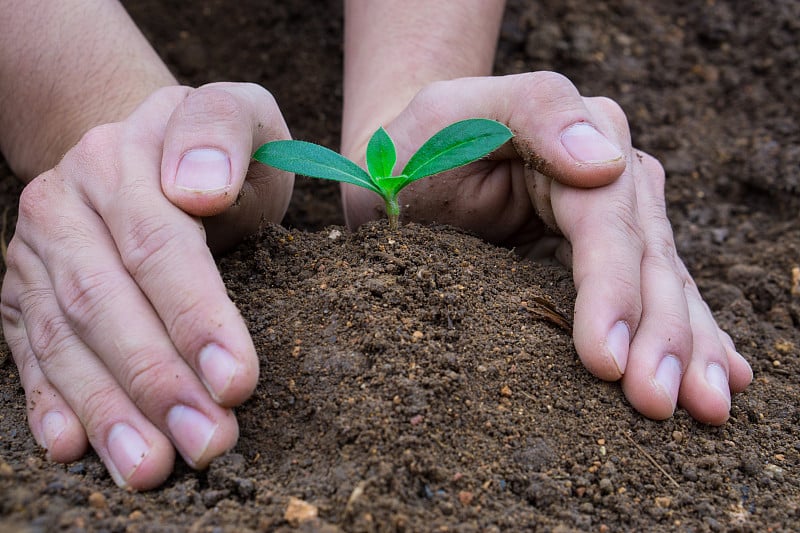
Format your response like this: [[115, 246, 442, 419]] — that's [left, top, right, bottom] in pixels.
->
[[385, 195, 400, 230]]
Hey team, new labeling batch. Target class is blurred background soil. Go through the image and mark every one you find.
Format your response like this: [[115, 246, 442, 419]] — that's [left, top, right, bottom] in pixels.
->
[[1, 1, 798, 531]]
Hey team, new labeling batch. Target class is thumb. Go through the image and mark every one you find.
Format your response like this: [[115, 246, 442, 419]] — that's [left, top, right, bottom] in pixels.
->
[[160, 82, 292, 218], [498, 73, 628, 188], [393, 73, 628, 188]]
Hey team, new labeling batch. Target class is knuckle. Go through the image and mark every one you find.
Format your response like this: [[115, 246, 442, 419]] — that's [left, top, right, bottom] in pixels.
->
[[2, 237, 25, 273], [0, 297, 21, 327], [612, 209, 647, 250], [120, 215, 181, 280], [181, 86, 243, 124], [73, 123, 120, 163], [234, 81, 278, 107], [60, 269, 119, 328], [657, 309, 693, 346], [165, 292, 208, 341], [409, 80, 454, 117], [67, 123, 123, 192], [17, 173, 56, 224], [81, 384, 125, 431], [25, 305, 76, 368], [521, 71, 580, 103], [588, 96, 628, 125], [121, 350, 177, 409], [644, 232, 679, 267]]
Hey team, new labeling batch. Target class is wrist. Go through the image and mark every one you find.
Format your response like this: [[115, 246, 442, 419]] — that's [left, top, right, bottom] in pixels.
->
[[341, 0, 504, 158], [0, 1, 176, 181]]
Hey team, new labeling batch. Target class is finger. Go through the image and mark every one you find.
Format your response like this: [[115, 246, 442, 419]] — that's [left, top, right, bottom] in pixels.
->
[[30, 135, 242, 471], [387, 73, 627, 187], [676, 280, 735, 425], [717, 328, 753, 393], [619, 152, 694, 420], [66, 90, 260, 409], [549, 174, 644, 380], [5, 239, 176, 489], [1, 269, 88, 463], [160, 82, 293, 225]]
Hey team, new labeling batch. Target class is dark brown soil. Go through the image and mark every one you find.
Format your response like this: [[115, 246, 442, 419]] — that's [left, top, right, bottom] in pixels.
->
[[1, 1, 799, 531]]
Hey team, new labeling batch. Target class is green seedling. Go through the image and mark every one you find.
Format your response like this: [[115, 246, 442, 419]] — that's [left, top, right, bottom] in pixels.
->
[[253, 118, 513, 229]]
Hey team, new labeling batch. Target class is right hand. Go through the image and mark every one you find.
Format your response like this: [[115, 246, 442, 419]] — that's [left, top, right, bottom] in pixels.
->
[[1, 82, 292, 489], [342, 73, 752, 426]]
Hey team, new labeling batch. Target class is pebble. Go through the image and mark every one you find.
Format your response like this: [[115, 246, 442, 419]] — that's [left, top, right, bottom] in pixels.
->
[[284, 497, 318, 526], [672, 430, 685, 444], [88, 491, 108, 510], [655, 496, 672, 508]]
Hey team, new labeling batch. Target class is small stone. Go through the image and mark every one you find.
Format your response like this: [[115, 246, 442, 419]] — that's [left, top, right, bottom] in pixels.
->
[[655, 496, 672, 508], [599, 478, 613, 494], [458, 491, 474, 506], [128, 510, 144, 521], [284, 497, 318, 526], [327, 229, 342, 240], [672, 430, 684, 444], [774, 340, 794, 354], [500, 385, 512, 397], [0, 461, 13, 477], [68, 463, 86, 475], [88, 492, 108, 509]]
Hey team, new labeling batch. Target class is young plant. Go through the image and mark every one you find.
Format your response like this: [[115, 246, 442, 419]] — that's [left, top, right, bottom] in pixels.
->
[[252, 118, 513, 229]]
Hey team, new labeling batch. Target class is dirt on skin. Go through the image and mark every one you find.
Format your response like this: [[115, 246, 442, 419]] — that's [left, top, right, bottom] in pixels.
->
[[1, 0, 799, 531]]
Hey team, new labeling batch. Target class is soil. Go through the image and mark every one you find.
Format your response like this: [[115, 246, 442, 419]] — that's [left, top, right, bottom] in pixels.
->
[[1, 0, 799, 531]]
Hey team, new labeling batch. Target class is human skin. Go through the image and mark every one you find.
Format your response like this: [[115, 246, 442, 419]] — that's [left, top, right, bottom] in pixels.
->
[[0, 1, 293, 489], [341, 0, 753, 424], [0, 0, 752, 491]]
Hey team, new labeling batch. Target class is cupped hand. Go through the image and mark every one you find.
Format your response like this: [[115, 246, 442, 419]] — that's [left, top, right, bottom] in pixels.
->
[[0, 82, 292, 489], [342, 72, 752, 425]]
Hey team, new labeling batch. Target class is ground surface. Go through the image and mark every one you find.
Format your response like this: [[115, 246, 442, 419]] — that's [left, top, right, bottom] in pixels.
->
[[1, 0, 799, 531]]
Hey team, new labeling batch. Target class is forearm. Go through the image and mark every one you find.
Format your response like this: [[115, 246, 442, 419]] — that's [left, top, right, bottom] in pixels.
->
[[341, 0, 505, 157], [0, 0, 176, 180]]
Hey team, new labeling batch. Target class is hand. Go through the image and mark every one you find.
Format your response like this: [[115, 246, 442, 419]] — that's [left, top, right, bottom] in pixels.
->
[[342, 72, 753, 425], [1, 82, 292, 489]]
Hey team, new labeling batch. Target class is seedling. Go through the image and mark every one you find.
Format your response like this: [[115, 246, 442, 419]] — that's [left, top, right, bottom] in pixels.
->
[[253, 118, 513, 229]]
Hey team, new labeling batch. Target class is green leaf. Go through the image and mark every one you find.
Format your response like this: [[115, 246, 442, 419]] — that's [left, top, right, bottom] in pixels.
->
[[253, 140, 380, 195], [374, 174, 411, 197], [402, 118, 513, 181], [365, 127, 397, 179]]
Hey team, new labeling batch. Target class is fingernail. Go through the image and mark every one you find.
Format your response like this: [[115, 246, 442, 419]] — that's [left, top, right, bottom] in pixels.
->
[[107, 423, 150, 487], [705, 363, 731, 407], [607, 321, 630, 374], [561, 123, 624, 164], [167, 405, 217, 467], [654, 355, 682, 410], [41, 411, 67, 452], [175, 148, 231, 192], [199, 344, 239, 401]]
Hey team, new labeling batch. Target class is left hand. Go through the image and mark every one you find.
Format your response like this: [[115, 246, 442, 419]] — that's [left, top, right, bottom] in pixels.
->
[[342, 72, 752, 425]]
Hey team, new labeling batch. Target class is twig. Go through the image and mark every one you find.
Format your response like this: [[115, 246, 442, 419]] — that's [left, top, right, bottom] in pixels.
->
[[524, 295, 573, 333], [623, 431, 680, 489]]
